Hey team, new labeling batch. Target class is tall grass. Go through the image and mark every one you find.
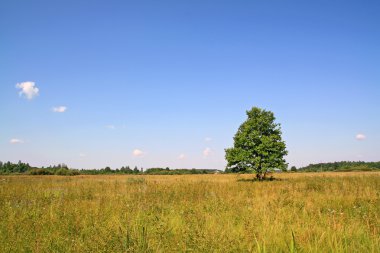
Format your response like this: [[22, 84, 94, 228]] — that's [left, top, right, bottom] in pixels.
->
[[0, 172, 379, 252]]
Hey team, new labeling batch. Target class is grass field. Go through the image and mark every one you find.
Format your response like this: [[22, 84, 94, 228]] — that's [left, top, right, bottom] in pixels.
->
[[0, 172, 379, 252]]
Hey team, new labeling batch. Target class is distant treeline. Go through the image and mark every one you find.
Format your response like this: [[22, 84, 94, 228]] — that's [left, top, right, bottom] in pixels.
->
[[0, 161, 221, 175], [0, 161, 80, 175], [2, 160, 380, 176], [297, 161, 380, 172], [80, 166, 221, 175]]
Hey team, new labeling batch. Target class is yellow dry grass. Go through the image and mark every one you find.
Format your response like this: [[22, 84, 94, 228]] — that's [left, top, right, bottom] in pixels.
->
[[0, 172, 379, 252]]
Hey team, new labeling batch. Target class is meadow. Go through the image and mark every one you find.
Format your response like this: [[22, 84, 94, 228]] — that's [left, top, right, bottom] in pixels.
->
[[0, 172, 379, 252]]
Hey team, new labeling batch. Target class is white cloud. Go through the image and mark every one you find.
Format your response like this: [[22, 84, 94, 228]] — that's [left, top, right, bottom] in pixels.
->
[[52, 106, 67, 113], [10, 138, 24, 144], [203, 147, 212, 157], [178, 153, 186, 160], [132, 149, 144, 157], [16, 81, 39, 100], [355, 134, 366, 141], [106, 125, 115, 130], [79, 153, 86, 157], [205, 137, 212, 142]]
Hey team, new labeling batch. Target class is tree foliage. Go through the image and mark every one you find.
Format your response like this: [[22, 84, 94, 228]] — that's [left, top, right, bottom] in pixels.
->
[[225, 107, 288, 180]]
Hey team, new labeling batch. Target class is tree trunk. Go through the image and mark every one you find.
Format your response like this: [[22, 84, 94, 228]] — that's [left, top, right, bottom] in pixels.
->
[[257, 159, 263, 181]]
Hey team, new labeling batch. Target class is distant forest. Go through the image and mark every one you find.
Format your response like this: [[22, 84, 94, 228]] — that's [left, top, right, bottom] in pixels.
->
[[0, 161, 221, 175], [1, 160, 380, 175], [297, 161, 380, 172]]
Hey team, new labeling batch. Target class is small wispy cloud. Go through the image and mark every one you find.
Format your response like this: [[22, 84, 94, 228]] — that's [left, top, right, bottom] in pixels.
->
[[16, 81, 39, 100], [10, 138, 24, 144], [132, 149, 144, 157], [355, 133, 366, 141], [203, 147, 212, 157], [205, 137, 212, 142], [106, 125, 115, 130], [79, 153, 86, 157], [178, 153, 186, 160], [52, 106, 67, 113]]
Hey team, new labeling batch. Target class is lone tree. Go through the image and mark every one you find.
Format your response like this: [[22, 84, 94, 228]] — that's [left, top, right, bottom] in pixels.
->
[[225, 107, 288, 180]]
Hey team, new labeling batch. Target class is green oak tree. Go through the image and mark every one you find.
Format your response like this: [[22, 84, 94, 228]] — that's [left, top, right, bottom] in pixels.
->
[[225, 107, 288, 180]]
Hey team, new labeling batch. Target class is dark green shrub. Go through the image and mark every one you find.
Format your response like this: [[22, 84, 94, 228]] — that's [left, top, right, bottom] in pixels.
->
[[55, 168, 80, 176], [29, 169, 53, 175]]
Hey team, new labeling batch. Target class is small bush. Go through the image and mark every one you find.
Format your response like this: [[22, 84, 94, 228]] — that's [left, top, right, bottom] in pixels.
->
[[55, 168, 80, 176], [29, 169, 53, 175]]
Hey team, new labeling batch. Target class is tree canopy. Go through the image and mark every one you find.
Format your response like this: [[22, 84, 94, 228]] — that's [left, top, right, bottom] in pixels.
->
[[225, 107, 288, 180]]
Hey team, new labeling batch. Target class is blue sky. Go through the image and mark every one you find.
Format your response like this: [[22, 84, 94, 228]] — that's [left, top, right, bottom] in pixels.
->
[[1, 0, 379, 170]]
